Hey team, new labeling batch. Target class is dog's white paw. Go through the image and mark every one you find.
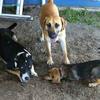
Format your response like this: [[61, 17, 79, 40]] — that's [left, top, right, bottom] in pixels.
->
[[64, 58, 70, 64], [40, 37, 44, 42], [32, 72, 38, 77], [89, 83, 98, 87], [47, 59, 54, 65], [31, 65, 38, 77]]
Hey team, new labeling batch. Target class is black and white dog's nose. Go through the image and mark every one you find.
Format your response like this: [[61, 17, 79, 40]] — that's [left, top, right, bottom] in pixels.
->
[[25, 77, 30, 81]]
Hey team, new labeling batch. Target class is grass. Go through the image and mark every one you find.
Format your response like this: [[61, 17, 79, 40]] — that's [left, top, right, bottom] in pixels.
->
[[2, 6, 16, 14], [60, 8, 100, 27]]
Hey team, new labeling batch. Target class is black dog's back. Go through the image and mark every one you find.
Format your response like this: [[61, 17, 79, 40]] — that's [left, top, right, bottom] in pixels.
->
[[0, 34, 24, 61], [66, 60, 100, 80], [0, 23, 24, 68], [75, 60, 100, 79]]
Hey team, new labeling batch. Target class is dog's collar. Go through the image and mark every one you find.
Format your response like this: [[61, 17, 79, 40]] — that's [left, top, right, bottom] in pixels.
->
[[14, 52, 25, 68]]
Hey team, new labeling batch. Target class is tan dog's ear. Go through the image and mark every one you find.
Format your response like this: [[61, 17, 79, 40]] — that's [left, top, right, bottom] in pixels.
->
[[60, 17, 67, 31]]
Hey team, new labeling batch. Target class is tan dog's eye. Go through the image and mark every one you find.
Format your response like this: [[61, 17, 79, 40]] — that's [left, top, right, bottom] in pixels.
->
[[55, 23, 59, 28], [47, 23, 51, 28]]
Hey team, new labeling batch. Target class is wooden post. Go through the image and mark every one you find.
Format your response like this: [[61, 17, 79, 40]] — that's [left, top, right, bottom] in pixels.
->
[[16, 0, 24, 15], [42, 0, 46, 5], [0, 0, 3, 14]]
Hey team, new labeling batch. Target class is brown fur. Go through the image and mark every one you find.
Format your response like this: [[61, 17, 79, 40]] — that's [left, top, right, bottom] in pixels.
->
[[44, 68, 61, 83], [6, 69, 20, 80]]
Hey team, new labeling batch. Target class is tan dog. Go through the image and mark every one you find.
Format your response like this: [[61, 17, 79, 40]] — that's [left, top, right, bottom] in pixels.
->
[[40, 0, 70, 65]]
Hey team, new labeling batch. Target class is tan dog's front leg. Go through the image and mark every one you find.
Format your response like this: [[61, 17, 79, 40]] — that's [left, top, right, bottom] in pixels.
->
[[46, 40, 54, 65], [40, 29, 45, 42], [60, 38, 70, 64]]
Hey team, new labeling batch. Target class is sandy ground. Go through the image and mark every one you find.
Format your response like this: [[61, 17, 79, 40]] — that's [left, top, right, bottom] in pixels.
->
[[0, 8, 100, 100]]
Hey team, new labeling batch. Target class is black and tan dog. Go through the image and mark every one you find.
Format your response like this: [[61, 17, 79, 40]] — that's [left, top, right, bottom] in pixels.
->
[[40, 0, 70, 65], [0, 23, 38, 83], [44, 60, 100, 87]]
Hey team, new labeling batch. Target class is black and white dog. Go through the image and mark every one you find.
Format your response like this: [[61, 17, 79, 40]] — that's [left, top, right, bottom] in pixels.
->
[[0, 23, 38, 83]]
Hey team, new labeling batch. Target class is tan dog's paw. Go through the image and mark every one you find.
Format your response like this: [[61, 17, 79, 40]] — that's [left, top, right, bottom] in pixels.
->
[[43, 75, 52, 80], [40, 36, 44, 42], [47, 59, 54, 65], [64, 58, 70, 64], [52, 80, 61, 84], [88, 83, 98, 87]]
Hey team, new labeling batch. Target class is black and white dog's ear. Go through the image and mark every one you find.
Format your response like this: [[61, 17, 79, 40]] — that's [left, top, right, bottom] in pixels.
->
[[7, 23, 18, 42], [12, 34, 18, 42], [7, 23, 17, 30]]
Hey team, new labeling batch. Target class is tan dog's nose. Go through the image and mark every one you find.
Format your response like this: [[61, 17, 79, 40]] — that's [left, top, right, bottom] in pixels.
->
[[48, 31, 57, 39]]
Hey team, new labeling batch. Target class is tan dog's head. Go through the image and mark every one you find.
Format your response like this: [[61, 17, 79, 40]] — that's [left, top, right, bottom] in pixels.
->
[[44, 67, 64, 83], [43, 16, 66, 42]]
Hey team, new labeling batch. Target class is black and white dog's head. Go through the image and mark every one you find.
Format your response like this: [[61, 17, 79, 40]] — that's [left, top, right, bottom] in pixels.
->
[[15, 49, 38, 83]]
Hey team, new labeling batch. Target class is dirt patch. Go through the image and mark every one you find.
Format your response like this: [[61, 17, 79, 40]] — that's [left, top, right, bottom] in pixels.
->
[[0, 8, 100, 100]]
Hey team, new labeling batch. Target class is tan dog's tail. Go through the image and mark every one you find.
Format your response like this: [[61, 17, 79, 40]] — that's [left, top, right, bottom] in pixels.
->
[[48, 0, 53, 3]]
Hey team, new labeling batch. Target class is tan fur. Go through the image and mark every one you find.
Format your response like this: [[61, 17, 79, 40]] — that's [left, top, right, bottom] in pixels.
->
[[44, 68, 61, 83], [6, 69, 20, 80], [40, 0, 70, 65]]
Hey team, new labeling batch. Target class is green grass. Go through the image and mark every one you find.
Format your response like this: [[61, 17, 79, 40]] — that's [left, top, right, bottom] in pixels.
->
[[60, 8, 100, 27]]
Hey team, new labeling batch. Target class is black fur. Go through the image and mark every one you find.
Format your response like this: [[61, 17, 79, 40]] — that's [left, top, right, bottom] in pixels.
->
[[0, 23, 17, 38], [63, 60, 100, 81]]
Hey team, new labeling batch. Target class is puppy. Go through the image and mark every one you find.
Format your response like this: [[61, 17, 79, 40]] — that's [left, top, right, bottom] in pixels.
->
[[40, 0, 70, 65], [0, 23, 38, 83], [44, 60, 100, 87]]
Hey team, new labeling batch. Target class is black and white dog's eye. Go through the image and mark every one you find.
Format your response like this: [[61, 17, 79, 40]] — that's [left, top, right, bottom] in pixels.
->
[[47, 23, 51, 28], [55, 23, 59, 28]]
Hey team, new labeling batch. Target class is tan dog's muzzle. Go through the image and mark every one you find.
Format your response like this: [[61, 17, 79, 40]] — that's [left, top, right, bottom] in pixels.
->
[[48, 31, 58, 39]]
